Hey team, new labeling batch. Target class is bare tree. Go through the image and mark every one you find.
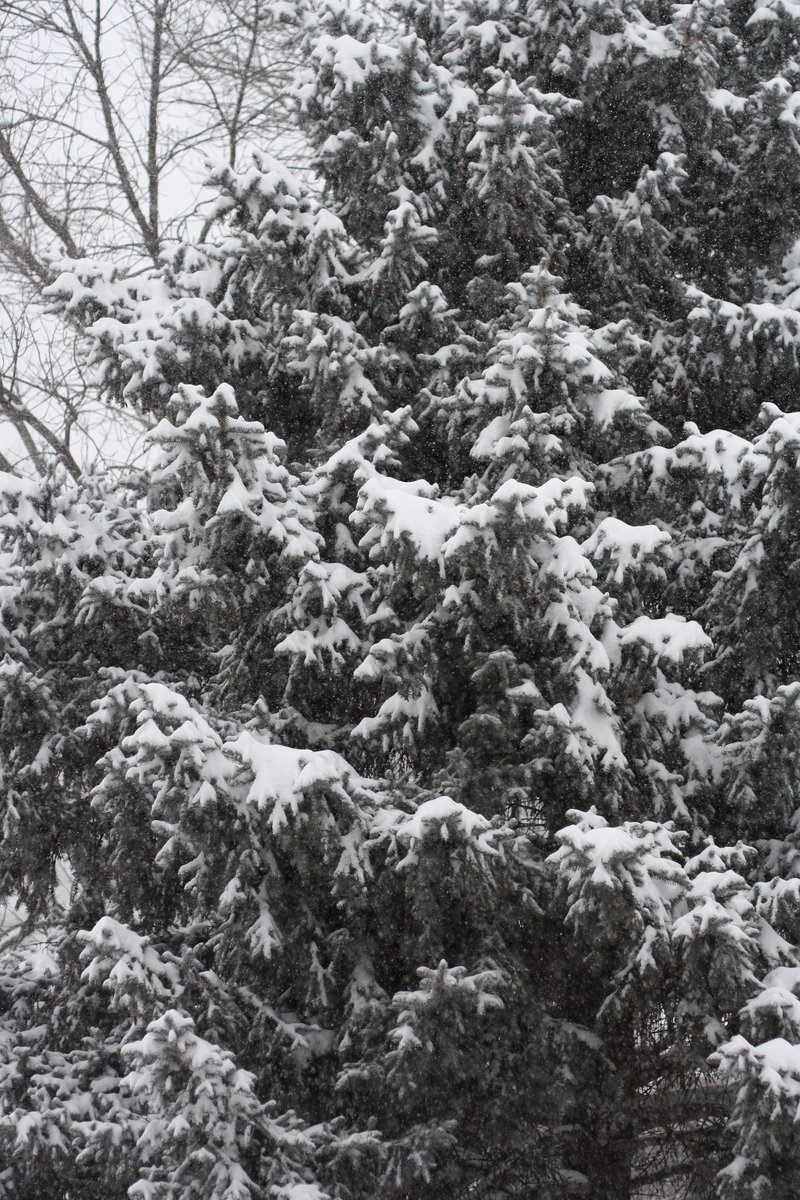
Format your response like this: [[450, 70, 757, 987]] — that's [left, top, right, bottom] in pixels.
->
[[0, 294, 153, 476], [0, 0, 303, 476]]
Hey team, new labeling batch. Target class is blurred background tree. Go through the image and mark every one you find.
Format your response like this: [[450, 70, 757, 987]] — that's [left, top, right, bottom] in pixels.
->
[[0, 0, 305, 476]]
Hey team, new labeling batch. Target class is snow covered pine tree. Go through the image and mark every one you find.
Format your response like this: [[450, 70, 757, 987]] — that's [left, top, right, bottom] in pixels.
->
[[3, 0, 800, 1196]]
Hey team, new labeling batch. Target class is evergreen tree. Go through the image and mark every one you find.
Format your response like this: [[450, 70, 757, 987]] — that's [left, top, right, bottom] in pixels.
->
[[5, 0, 800, 1196]]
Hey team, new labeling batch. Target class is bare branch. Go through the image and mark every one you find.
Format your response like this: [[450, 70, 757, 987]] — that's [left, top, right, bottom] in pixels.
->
[[0, 129, 80, 257], [0, 375, 82, 480]]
